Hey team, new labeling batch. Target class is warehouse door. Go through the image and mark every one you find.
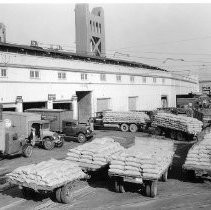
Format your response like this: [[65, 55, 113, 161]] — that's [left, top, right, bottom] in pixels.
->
[[161, 95, 168, 108], [97, 98, 111, 112], [76, 91, 92, 123], [128, 96, 137, 111]]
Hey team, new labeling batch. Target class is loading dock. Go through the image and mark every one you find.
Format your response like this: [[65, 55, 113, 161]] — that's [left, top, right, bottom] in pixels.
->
[[76, 91, 92, 123]]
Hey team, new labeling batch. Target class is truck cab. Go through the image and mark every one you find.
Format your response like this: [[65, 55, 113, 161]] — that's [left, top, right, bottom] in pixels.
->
[[29, 120, 64, 150], [62, 119, 93, 143]]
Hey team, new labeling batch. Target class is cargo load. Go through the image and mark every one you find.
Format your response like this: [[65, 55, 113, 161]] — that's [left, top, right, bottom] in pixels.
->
[[109, 137, 174, 179], [7, 159, 86, 190], [183, 132, 211, 176], [66, 137, 124, 169]]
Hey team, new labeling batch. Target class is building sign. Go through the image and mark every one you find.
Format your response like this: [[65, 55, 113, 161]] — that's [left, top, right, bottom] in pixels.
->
[[41, 115, 57, 121], [15, 96, 23, 103], [4, 119, 12, 128], [48, 94, 56, 101]]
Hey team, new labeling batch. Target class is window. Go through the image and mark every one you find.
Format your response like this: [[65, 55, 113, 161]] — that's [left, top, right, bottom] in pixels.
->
[[97, 98, 111, 112], [162, 78, 165, 84], [100, 74, 106, 81], [58, 72, 66, 79], [116, 75, 121, 82], [153, 77, 157, 83], [1, 68, 7, 77], [81, 73, 88, 80], [130, 76, 135, 83], [30, 70, 40, 79], [142, 77, 147, 83]]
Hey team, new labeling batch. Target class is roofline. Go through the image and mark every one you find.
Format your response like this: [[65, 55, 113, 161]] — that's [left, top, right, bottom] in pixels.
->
[[0, 42, 167, 72]]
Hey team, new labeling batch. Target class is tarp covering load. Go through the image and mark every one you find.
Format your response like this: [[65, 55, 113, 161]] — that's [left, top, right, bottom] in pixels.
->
[[102, 111, 150, 124], [109, 137, 174, 179], [183, 132, 211, 170], [7, 159, 86, 190], [152, 113, 203, 134], [66, 137, 124, 169]]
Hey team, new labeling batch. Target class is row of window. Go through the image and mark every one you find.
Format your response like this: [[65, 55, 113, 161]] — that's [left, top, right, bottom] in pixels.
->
[[0, 68, 166, 84]]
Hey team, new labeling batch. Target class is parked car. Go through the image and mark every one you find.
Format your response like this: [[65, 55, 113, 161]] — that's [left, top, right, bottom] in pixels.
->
[[62, 119, 94, 143]]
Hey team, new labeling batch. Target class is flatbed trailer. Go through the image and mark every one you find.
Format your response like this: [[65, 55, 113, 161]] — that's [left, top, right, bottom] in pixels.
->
[[7, 175, 89, 204], [152, 125, 198, 141], [108, 164, 171, 198], [182, 164, 211, 181]]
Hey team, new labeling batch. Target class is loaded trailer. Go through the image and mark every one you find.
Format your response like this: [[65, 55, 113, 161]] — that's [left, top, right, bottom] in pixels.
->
[[93, 111, 151, 132], [108, 163, 171, 198]]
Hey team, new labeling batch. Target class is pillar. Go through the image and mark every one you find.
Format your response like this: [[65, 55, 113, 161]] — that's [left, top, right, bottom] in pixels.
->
[[47, 100, 53, 109], [72, 94, 78, 120]]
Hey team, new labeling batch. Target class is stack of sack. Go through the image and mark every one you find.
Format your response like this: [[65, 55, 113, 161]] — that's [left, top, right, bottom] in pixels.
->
[[7, 159, 86, 189], [152, 113, 203, 134], [109, 137, 174, 179], [103, 111, 150, 124], [66, 137, 124, 169], [184, 132, 211, 169]]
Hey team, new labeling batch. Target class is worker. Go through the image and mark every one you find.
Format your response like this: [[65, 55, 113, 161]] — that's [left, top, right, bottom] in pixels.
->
[[186, 103, 194, 117], [88, 117, 94, 131], [29, 127, 36, 146]]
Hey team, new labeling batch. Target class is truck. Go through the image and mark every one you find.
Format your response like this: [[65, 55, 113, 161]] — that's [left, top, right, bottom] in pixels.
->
[[0, 107, 33, 158], [62, 119, 94, 143], [92, 111, 151, 132], [2, 112, 64, 150], [25, 108, 73, 133]]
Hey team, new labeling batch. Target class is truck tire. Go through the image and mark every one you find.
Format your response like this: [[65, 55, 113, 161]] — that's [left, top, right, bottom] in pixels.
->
[[55, 187, 62, 203], [60, 183, 73, 204], [170, 130, 177, 140], [129, 124, 138, 132], [161, 170, 168, 182], [56, 137, 64, 148], [22, 144, 33, 158], [176, 131, 185, 141], [43, 138, 55, 150], [120, 123, 129, 132], [145, 181, 157, 198], [77, 133, 87, 143]]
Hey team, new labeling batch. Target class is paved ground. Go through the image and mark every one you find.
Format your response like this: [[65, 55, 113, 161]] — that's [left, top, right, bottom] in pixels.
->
[[0, 129, 211, 210]]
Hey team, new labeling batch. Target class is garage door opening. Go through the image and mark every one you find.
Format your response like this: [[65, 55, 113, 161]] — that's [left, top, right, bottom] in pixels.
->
[[76, 91, 92, 123], [23, 102, 46, 111]]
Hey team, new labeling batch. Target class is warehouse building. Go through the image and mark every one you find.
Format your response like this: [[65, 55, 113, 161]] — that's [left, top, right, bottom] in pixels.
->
[[0, 4, 199, 123]]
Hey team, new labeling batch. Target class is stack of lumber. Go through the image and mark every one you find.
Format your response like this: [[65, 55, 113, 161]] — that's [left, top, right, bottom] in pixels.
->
[[66, 137, 124, 169], [109, 137, 174, 179], [103, 111, 150, 124], [152, 113, 202, 134], [184, 133, 211, 170], [7, 159, 86, 189]]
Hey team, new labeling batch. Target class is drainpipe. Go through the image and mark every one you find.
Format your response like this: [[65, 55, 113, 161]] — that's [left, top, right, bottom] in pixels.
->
[[72, 95, 78, 120]]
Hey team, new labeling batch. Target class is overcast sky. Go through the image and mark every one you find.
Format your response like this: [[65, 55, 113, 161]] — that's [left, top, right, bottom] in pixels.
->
[[0, 3, 211, 80]]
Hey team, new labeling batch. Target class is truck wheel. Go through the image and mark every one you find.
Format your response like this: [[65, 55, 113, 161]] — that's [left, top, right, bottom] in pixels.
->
[[43, 138, 55, 150], [176, 131, 185, 141], [161, 170, 168, 182], [170, 130, 177, 140], [77, 133, 87, 143], [129, 124, 138, 132], [154, 127, 162, 135], [60, 183, 73, 204], [55, 187, 62, 203], [120, 123, 129, 132], [150, 181, 158, 198], [56, 137, 64, 148], [22, 144, 33, 157]]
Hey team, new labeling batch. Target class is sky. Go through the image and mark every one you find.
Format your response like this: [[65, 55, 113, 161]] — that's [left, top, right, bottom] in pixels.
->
[[0, 2, 211, 80]]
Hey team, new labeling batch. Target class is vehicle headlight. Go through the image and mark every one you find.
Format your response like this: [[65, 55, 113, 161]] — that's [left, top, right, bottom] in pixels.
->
[[87, 129, 90, 133]]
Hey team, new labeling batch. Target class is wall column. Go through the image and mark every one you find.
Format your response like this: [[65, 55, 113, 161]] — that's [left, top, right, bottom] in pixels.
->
[[16, 97, 23, 112], [72, 94, 78, 120], [47, 100, 53, 109]]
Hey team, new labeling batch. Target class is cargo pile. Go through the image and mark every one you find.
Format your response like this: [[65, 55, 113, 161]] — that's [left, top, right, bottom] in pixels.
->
[[184, 132, 211, 169], [66, 137, 124, 169], [103, 111, 150, 124], [109, 137, 174, 179], [7, 159, 86, 189], [152, 113, 203, 134]]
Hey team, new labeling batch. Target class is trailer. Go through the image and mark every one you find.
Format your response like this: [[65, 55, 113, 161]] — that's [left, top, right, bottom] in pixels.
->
[[93, 111, 150, 132], [108, 164, 171, 198], [25, 108, 73, 133]]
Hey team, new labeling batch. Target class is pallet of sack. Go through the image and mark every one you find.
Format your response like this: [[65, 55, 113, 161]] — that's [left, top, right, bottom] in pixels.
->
[[66, 137, 125, 175], [6, 159, 89, 204], [108, 137, 175, 198], [183, 132, 211, 181]]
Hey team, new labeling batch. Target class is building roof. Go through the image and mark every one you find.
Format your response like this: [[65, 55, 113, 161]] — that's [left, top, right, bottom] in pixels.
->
[[0, 42, 167, 72]]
